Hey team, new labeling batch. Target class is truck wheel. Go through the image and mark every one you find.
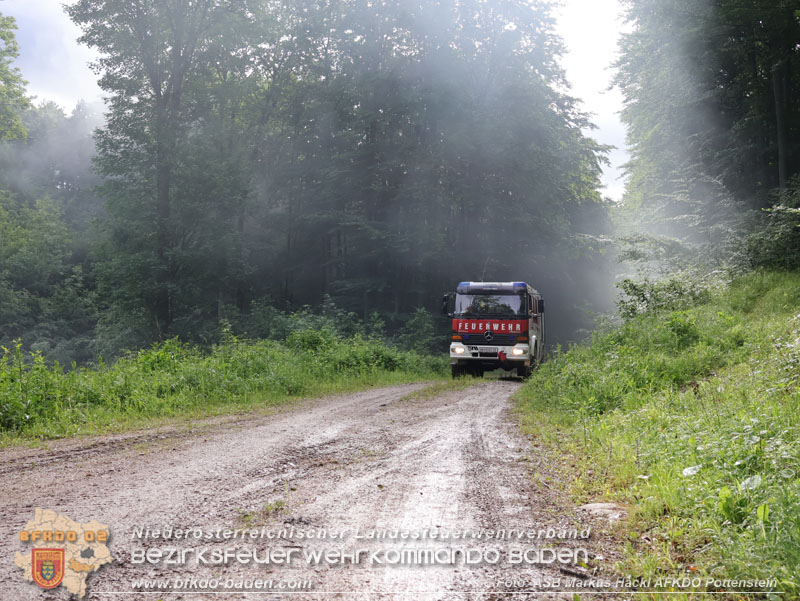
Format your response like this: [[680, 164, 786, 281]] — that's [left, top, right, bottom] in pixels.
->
[[451, 365, 463, 378], [518, 365, 532, 379], [470, 367, 484, 378]]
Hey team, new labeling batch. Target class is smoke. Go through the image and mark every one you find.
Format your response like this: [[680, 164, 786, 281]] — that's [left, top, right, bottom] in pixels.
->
[[0, 100, 104, 231], [3, 0, 624, 357], [613, 0, 754, 275]]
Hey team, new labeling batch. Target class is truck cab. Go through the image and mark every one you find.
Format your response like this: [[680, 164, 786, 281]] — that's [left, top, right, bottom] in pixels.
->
[[443, 281, 545, 378]]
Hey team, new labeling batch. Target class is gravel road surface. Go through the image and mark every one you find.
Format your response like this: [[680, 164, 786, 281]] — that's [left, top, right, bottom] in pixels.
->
[[1, 381, 612, 600]]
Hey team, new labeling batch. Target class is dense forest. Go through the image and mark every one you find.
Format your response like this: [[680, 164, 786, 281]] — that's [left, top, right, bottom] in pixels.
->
[[1, 0, 799, 366], [0, 0, 613, 364], [616, 0, 800, 268]]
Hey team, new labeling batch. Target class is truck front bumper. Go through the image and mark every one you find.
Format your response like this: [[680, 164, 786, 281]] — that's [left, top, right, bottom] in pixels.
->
[[449, 342, 531, 368]]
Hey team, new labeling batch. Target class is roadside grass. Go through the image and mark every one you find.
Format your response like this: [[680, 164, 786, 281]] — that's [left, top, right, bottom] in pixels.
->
[[0, 331, 448, 445], [516, 270, 800, 599], [238, 499, 289, 528]]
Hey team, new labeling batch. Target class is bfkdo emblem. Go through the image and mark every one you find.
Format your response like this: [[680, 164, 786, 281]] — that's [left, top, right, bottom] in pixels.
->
[[32, 548, 65, 589]]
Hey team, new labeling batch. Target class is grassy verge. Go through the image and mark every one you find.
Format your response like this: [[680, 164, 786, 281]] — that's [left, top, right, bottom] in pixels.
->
[[0, 330, 447, 445], [516, 270, 800, 599]]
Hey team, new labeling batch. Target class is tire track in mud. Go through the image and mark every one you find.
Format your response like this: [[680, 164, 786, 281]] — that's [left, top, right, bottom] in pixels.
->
[[0, 380, 607, 601]]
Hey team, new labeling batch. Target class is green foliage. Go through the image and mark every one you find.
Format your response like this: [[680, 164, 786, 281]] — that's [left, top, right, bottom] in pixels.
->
[[666, 311, 700, 349], [238, 295, 361, 343], [746, 175, 800, 269], [66, 0, 267, 341], [62, 0, 611, 349], [0, 13, 29, 141], [0, 331, 446, 439], [0, 98, 103, 365], [396, 308, 439, 355], [366, 311, 386, 340], [516, 271, 800, 593], [616, 276, 712, 320], [285, 328, 336, 353], [0, 192, 97, 363], [0, 101, 103, 231]]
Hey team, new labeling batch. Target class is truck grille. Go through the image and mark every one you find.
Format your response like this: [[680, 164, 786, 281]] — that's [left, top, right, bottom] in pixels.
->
[[462, 333, 515, 346]]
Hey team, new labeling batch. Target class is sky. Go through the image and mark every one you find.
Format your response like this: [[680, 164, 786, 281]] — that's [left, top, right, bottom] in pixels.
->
[[553, 0, 631, 201], [1, 0, 630, 201], [2, 0, 103, 110]]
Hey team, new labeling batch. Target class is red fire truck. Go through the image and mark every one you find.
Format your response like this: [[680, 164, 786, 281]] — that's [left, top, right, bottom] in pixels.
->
[[443, 281, 545, 378]]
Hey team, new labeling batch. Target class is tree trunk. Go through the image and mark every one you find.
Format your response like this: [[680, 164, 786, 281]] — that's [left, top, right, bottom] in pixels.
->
[[771, 59, 789, 190], [155, 120, 172, 337]]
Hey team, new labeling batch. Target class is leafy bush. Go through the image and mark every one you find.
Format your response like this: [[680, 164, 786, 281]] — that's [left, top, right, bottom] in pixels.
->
[[666, 311, 700, 348], [746, 175, 800, 270], [396, 307, 440, 355], [616, 276, 712, 320], [238, 295, 364, 343], [285, 328, 337, 352], [237, 297, 442, 357]]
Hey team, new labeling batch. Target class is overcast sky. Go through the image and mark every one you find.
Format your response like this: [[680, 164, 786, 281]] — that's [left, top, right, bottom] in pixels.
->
[[1, 0, 630, 200], [2, 0, 103, 109], [553, 0, 631, 201]]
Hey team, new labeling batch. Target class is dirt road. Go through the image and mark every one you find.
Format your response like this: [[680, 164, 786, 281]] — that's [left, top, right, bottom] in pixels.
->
[[1, 381, 612, 600]]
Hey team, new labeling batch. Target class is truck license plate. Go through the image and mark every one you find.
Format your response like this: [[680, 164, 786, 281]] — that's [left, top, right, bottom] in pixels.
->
[[469, 346, 497, 353]]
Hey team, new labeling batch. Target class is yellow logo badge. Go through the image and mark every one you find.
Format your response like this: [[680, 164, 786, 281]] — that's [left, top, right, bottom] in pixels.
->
[[14, 508, 113, 598]]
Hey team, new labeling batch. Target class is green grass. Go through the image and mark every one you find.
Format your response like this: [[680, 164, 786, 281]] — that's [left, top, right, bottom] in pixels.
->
[[516, 270, 800, 600], [0, 330, 447, 444]]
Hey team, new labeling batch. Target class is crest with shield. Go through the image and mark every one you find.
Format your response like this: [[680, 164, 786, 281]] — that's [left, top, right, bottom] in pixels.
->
[[32, 548, 65, 589]]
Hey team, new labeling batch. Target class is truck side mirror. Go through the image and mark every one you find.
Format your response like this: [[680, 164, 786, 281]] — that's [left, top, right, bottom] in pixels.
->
[[538, 299, 545, 314], [441, 294, 450, 315]]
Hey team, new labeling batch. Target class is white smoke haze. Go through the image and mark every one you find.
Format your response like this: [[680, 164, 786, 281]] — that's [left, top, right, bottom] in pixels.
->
[[2, 0, 628, 200], [612, 0, 752, 278], [0, 0, 639, 354]]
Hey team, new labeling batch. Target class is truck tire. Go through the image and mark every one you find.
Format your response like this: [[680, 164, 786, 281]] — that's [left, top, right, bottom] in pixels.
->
[[451, 365, 463, 378], [518, 365, 532, 379]]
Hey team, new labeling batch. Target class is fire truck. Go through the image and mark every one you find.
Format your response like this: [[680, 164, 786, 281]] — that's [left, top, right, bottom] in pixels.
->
[[442, 281, 545, 378]]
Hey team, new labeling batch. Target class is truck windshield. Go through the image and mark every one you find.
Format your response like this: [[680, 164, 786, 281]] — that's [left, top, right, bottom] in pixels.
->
[[455, 293, 526, 317]]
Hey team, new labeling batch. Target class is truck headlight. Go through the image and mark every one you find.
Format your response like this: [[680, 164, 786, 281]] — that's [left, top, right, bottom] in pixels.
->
[[511, 348, 524, 356], [454, 346, 465, 354]]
